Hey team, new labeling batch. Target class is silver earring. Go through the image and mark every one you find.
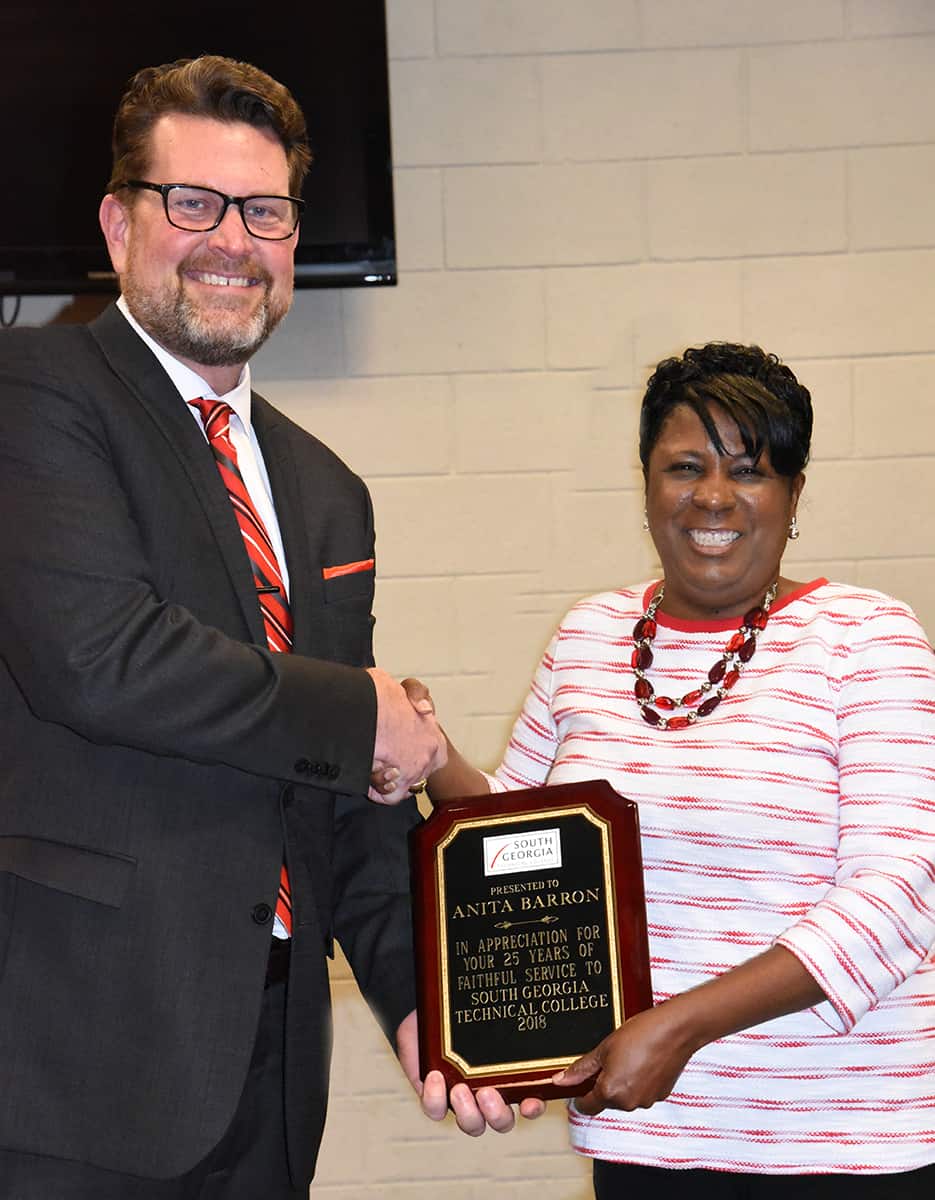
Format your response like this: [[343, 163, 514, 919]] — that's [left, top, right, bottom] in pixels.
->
[[642, 509, 649, 532], [788, 514, 800, 540]]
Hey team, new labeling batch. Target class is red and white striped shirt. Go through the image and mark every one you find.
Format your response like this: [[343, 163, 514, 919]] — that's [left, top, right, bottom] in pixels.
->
[[490, 579, 935, 1174]]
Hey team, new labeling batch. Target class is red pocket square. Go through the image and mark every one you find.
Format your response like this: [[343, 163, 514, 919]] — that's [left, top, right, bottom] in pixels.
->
[[322, 558, 375, 581]]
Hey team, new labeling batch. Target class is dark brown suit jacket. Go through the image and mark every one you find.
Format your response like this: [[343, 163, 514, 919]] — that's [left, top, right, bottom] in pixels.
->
[[0, 304, 418, 1183]]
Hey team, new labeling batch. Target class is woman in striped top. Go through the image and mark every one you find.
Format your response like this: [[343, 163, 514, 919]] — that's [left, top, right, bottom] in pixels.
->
[[382, 344, 935, 1197]]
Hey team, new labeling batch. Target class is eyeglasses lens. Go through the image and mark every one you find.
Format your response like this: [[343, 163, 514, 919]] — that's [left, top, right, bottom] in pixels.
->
[[165, 187, 298, 239]]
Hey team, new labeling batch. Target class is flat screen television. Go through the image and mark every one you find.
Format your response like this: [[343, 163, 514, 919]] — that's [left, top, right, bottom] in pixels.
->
[[0, 0, 396, 295]]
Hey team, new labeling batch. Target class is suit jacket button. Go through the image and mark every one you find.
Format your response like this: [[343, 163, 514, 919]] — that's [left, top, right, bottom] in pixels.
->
[[252, 902, 273, 925], [294, 758, 312, 774]]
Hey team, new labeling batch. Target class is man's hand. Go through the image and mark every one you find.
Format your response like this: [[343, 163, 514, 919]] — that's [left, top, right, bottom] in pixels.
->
[[370, 677, 437, 799], [396, 1010, 546, 1135], [422, 1070, 546, 1135], [367, 668, 446, 803]]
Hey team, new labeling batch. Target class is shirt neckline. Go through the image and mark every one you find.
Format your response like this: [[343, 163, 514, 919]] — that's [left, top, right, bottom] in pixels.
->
[[641, 578, 828, 633]]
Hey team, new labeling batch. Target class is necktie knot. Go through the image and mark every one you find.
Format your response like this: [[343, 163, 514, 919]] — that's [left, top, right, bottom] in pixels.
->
[[190, 396, 232, 443]]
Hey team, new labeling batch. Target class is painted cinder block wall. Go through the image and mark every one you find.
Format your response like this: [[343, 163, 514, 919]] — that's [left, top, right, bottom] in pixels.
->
[[17, 3, 935, 1196], [304, 5, 935, 1197]]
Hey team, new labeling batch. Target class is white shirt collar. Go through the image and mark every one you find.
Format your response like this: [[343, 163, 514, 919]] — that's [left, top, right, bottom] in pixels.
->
[[115, 295, 253, 426]]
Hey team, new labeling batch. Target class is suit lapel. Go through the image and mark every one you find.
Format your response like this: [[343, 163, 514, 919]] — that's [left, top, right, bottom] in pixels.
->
[[88, 305, 268, 647]]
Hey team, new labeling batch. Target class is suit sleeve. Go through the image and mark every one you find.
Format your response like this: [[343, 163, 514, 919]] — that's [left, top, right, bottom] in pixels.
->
[[323, 505, 420, 1038], [331, 794, 421, 1039], [0, 338, 375, 795]]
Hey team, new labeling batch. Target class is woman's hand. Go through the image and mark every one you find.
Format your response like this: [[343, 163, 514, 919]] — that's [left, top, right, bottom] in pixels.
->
[[554, 945, 827, 1115], [553, 1003, 699, 1115], [369, 759, 400, 797]]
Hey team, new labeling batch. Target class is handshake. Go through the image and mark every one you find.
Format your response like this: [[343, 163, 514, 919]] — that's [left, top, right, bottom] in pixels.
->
[[366, 669, 445, 804]]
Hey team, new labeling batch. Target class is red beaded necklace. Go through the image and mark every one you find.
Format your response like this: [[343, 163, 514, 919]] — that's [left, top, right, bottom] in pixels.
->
[[632, 580, 779, 730]]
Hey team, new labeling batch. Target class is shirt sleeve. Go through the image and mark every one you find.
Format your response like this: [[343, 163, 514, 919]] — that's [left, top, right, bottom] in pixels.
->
[[776, 597, 935, 1032]]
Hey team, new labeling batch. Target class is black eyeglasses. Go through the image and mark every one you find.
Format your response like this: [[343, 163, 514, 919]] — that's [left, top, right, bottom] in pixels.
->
[[122, 181, 304, 240]]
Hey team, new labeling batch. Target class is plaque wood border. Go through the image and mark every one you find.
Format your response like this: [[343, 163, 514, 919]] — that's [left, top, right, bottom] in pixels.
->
[[409, 779, 652, 1102]]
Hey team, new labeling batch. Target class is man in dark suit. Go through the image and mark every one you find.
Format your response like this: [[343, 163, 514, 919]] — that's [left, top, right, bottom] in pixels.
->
[[0, 55, 444, 1198]]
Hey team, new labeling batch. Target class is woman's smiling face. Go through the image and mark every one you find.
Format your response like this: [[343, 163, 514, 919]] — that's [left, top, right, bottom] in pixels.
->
[[645, 403, 804, 622]]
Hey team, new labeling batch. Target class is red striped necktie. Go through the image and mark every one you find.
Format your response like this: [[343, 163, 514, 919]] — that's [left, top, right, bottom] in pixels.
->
[[190, 397, 293, 936]]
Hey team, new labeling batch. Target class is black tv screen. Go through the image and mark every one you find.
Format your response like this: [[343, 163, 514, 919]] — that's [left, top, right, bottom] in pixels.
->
[[0, 0, 395, 295]]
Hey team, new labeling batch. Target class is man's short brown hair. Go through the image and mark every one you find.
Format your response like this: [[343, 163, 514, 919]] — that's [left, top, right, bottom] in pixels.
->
[[107, 54, 312, 197]]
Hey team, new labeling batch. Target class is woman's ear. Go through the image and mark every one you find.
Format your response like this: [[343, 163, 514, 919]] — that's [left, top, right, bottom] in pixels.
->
[[790, 472, 806, 513]]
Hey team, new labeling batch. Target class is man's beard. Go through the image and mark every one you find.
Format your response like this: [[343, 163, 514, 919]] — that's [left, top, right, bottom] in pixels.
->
[[123, 256, 291, 368]]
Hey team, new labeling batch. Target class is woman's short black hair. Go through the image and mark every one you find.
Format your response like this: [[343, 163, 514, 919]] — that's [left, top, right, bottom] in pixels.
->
[[639, 343, 813, 478]]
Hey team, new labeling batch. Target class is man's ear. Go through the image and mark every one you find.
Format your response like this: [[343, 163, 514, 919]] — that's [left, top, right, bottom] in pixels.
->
[[99, 193, 131, 275]]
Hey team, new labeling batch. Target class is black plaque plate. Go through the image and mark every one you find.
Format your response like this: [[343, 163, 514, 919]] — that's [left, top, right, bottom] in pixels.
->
[[409, 779, 652, 1101]]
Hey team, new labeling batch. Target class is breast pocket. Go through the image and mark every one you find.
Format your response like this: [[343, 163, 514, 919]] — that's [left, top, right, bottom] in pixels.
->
[[322, 572, 373, 604], [319, 564, 375, 665], [321, 558, 374, 603]]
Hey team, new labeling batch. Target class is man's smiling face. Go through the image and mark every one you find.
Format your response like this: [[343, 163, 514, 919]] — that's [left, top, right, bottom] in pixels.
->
[[100, 113, 297, 390]]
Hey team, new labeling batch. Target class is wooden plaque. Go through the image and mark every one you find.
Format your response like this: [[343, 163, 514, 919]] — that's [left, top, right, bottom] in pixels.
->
[[409, 779, 652, 1102]]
